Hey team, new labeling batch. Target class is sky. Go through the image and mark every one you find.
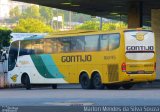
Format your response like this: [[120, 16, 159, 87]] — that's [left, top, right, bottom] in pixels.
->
[[0, 0, 30, 19]]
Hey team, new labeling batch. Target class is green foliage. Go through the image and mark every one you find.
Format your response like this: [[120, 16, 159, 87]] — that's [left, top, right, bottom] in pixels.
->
[[62, 11, 92, 23], [103, 22, 127, 31], [8, 5, 128, 32], [8, 5, 94, 30], [13, 18, 53, 33], [9, 6, 21, 23], [0, 27, 12, 49], [75, 21, 99, 30], [9, 6, 21, 18], [75, 21, 127, 31], [21, 5, 40, 19], [39, 6, 53, 24], [71, 13, 92, 23]]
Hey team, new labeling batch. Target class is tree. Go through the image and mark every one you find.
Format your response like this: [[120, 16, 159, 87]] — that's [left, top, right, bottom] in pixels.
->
[[75, 21, 127, 31], [39, 6, 53, 24], [0, 27, 12, 49], [72, 13, 92, 23], [9, 6, 21, 18], [75, 21, 99, 30], [9, 6, 21, 23], [62, 11, 92, 23], [13, 18, 53, 33], [21, 5, 40, 19], [103, 22, 127, 31]]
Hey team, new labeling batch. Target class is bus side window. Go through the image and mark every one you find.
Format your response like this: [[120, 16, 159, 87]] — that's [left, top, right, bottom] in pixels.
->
[[32, 39, 44, 54], [84, 35, 99, 52], [109, 34, 120, 51], [100, 35, 109, 51], [44, 38, 57, 54], [71, 36, 85, 52], [19, 40, 33, 56], [57, 37, 71, 53]]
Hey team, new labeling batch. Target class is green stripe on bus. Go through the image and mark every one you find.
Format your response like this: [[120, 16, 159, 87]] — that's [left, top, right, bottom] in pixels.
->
[[30, 54, 64, 78]]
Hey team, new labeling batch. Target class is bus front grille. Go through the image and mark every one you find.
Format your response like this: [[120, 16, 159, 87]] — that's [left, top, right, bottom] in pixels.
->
[[108, 64, 119, 82]]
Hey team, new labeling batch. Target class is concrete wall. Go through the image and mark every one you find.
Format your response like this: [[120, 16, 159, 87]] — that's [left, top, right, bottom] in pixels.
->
[[152, 9, 160, 79]]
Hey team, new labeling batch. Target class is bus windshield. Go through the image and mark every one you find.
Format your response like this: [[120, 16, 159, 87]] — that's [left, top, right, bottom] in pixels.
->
[[124, 30, 155, 61], [8, 41, 19, 71]]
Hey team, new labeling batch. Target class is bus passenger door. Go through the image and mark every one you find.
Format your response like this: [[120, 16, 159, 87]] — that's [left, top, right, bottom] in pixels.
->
[[8, 41, 21, 84]]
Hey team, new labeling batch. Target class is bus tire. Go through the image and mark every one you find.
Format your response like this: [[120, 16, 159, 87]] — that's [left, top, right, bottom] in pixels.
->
[[24, 75, 31, 90], [122, 84, 134, 90], [92, 73, 104, 89], [106, 84, 121, 90], [52, 84, 57, 89], [80, 72, 93, 89]]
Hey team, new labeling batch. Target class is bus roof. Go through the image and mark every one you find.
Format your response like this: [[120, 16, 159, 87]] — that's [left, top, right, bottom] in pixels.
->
[[45, 29, 152, 38], [11, 33, 47, 41], [45, 30, 124, 38], [13, 29, 152, 41]]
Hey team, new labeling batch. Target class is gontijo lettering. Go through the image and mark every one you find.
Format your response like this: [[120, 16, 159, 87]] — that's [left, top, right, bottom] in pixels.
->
[[61, 55, 92, 62], [126, 46, 154, 51]]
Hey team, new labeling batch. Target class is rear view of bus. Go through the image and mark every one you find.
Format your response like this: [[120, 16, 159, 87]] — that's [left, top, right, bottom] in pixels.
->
[[122, 30, 156, 87]]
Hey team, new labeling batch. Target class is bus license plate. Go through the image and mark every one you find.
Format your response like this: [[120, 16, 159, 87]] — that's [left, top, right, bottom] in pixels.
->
[[138, 70, 145, 74]]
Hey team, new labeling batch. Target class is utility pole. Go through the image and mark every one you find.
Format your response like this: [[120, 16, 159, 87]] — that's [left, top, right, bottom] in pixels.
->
[[56, 9, 58, 30], [100, 17, 103, 30], [69, 11, 72, 30]]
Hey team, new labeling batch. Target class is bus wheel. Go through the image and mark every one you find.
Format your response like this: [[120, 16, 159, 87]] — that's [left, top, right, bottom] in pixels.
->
[[51, 84, 57, 89], [106, 84, 121, 90], [92, 73, 104, 89], [24, 75, 31, 90], [80, 72, 93, 89], [122, 84, 134, 90]]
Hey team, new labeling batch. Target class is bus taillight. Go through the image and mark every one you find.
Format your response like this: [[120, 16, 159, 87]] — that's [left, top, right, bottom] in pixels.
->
[[122, 63, 126, 72]]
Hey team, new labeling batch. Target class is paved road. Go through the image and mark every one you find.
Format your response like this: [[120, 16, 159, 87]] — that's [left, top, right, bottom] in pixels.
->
[[0, 84, 160, 106]]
